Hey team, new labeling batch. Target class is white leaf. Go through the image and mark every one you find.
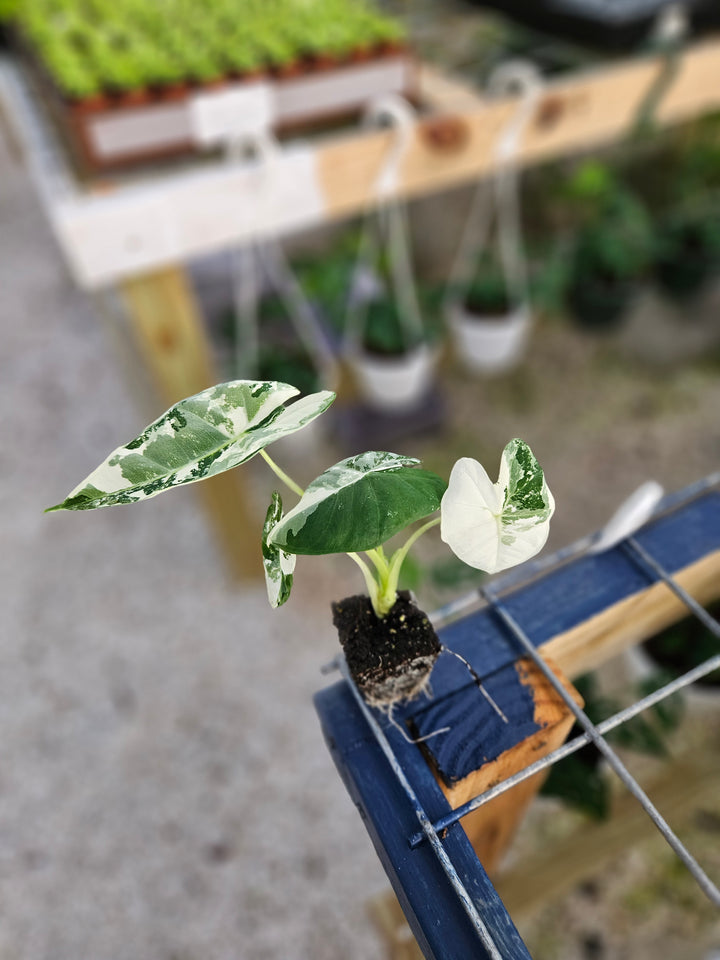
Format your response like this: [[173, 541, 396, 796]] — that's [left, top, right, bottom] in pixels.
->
[[440, 439, 554, 574]]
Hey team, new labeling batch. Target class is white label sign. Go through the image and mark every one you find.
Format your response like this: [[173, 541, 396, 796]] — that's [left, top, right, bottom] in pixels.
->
[[189, 82, 275, 145]]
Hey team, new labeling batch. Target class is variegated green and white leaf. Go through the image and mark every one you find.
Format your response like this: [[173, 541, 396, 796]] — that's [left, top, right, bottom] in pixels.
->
[[440, 439, 554, 574], [47, 381, 335, 512], [270, 451, 447, 555], [262, 492, 296, 608]]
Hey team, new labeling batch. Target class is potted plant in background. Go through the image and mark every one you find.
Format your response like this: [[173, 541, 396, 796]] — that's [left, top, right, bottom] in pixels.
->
[[348, 294, 441, 414], [653, 206, 720, 303], [46, 380, 554, 713], [446, 251, 531, 374], [565, 163, 654, 331]]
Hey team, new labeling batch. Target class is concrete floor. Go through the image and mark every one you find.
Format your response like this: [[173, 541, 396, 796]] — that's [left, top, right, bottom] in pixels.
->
[[2, 114, 720, 960], [0, 131, 391, 959]]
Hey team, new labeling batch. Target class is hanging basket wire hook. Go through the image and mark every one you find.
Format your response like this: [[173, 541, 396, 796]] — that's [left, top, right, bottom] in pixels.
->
[[444, 59, 543, 318], [228, 128, 339, 391], [345, 95, 426, 358]]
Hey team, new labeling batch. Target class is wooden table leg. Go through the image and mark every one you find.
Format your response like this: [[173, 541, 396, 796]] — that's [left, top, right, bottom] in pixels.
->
[[120, 265, 261, 581]]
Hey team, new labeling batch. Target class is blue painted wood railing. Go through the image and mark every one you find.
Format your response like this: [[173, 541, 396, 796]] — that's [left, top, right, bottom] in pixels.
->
[[314, 483, 720, 959]]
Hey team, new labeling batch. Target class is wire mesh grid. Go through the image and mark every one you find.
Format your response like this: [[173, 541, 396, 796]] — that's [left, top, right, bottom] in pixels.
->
[[333, 473, 720, 958]]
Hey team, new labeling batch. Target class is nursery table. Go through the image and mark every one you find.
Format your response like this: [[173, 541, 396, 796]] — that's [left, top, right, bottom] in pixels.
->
[[315, 476, 720, 958], [4, 34, 720, 575]]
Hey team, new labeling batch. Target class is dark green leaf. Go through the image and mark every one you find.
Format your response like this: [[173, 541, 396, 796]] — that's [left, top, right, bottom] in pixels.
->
[[270, 451, 446, 555]]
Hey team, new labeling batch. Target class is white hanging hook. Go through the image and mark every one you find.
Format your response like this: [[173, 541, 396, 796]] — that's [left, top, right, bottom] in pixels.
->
[[652, 3, 689, 45], [364, 94, 416, 200], [227, 126, 280, 171], [487, 59, 543, 165], [589, 481, 665, 554]]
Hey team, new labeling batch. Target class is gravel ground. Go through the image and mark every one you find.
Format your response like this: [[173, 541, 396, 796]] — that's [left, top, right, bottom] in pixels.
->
[[2, 113, 720, 960]]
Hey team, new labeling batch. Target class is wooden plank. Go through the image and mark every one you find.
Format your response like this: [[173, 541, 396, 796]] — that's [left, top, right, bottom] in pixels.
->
[[315, 678, 533, 960], [0, 88, 23, 162], [419, 64, 485, 112], [426, 658, 582, 876], [494, 748, 720, 919], [370, 745, 720, 959], [9, 35, 720, 289], [120, 266, 261, 580], [424, 492, 720, 711], [543, 549, 720, 679], [318, 37, 720, 220], [120, 266, 217, 403], [317, 487, 720, 960]]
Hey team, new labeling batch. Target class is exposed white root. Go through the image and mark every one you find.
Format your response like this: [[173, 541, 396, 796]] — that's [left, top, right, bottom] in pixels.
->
[[359, 653, 438, 710], [440, 645, 509, 723], [386, 702, 450, 744]]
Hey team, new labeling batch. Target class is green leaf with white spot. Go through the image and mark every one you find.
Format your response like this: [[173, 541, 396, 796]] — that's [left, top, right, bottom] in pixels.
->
[[262, 491, 296, 607], [440, 439, 554, 574], [46, 381, 335, 512], [269, 451, 447, 555]]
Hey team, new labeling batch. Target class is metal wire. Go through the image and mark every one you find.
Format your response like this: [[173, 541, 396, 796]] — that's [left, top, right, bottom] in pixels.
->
[[411, 580, 720, 908], [624, 536, 720, 640], [410, 643, 720, 848], [338, 479, 720, 943]]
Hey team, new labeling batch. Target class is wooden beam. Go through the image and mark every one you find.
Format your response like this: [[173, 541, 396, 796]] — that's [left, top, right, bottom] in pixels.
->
[[14, 35, 719, 289], [120, 266, 261, 581], [370, 746, 720, 960], [494, 747, 720, 919], [541, 549, 720, 679], [430, 657, 582, 877], [319, 37, 720, 220]]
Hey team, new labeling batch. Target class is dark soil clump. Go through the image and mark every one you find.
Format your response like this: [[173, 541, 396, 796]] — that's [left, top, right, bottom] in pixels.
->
[[332, 592, 441, 707]]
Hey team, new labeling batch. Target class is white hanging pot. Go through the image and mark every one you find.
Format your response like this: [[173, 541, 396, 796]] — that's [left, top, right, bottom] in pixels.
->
[[349, 344, 436, 413], [447, 300, 531, 374]]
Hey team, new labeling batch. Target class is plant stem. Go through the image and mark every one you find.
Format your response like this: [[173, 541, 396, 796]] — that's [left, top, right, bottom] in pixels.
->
[[365, 546, 390, 578], [347, 552, 380, 607], [259, 448, 305, 498], [385, 516, 441, 602]]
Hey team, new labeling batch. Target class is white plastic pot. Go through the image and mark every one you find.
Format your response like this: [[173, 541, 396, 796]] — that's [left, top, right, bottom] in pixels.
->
[[349, 344, 436, 413], [448, 301, 531, 374]]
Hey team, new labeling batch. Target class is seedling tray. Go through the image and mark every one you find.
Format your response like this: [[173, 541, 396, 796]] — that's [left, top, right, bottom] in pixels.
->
[[22, 44, 417, 174]]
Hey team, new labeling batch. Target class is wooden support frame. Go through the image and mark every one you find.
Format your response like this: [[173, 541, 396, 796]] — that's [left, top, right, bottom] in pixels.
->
[[428, 657, 582, 877], [4, 40, 720, 579], [5, 36, 720, 290], [316, 486, 720, 959], [119, 267, 261, 580]]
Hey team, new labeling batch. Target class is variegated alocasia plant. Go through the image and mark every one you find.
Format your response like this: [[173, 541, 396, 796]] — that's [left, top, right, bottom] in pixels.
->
[[47, 380, 554, 619]]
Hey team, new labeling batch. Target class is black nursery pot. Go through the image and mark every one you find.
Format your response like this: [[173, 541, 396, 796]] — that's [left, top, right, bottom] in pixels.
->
[[655, 241, 715, 303], [568, 275, 637, 331], [655, 255, 710, 302], [332, 592, 442, 708]]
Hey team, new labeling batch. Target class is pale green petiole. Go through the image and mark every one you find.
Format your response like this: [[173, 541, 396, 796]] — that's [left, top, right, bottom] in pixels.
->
[[346, 552, 381, 601], [260, 448, 305, 498], [384, 516, 441, 605], [364, 517, 442, 618]]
